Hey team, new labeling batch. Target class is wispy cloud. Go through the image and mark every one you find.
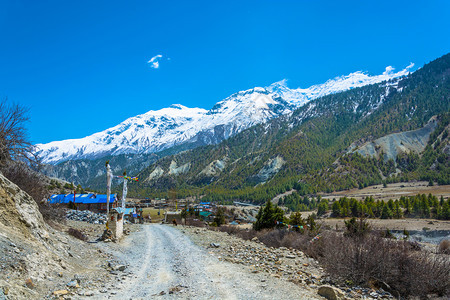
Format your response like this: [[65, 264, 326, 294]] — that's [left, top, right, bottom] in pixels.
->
[[148, 54, 163, 69], [382, 66, 395, 75]]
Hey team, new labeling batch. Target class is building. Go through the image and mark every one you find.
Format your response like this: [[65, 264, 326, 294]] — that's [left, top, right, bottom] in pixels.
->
[[48, 193, 117, 212]]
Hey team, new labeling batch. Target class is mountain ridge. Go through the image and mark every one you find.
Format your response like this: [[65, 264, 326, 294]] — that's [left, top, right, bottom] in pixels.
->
[[36, 65, 413, 165], [127, 53, 449, 202]]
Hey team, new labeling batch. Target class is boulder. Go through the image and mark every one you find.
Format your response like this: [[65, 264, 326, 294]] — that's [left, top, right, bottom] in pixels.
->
[[114, 265, 127, 272], [210, 243, 220, 248], [53, 290, 69, 296], [25, 278, 35, 289], [318, 285, 345, 300]]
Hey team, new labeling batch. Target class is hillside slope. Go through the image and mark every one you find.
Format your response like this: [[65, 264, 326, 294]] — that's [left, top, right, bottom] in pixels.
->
[[128, 53, 450, 202], [0, 173, 109, 298]]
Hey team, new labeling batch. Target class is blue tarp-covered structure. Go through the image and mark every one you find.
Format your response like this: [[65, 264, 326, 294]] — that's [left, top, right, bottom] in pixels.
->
[[48, 193, 117, 204]]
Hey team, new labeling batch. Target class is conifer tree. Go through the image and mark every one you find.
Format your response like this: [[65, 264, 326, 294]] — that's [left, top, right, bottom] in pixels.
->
[[253, 200, 285, 231]]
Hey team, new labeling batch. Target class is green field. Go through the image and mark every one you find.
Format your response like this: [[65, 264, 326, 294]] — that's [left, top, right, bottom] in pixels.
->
[[140, 208, 167, 222]]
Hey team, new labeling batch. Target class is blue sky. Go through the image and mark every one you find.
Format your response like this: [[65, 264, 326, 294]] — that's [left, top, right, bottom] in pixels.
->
[[1, 0, 449, 144]]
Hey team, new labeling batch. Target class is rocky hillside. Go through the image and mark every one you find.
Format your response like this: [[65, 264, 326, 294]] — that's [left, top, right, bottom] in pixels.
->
[[0, 173, 109, 299], [349, 117, 438, 161]]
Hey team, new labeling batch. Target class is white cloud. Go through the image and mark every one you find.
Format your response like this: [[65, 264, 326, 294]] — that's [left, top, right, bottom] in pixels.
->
[[148, 54, 163, 69], [383, 66, 395, 75]]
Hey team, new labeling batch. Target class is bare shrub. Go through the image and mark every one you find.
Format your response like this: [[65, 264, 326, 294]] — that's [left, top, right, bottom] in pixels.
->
[[185, 218, 206, 227], [68, 228, 87, 241], [216, 225, 258, 240], [217, 225, 241, 235], [215, 223, 449, 298], [0, 99, 37, 166], [256, 229, 287, 247], [280, 232, 310, 250], [438, 239, 450, 255], [1, 161, 47, 201], [320, 232, 450, 298], [235, 228, 258, 241], [38, 203, 66, 224], [0, 161, 66, 224]]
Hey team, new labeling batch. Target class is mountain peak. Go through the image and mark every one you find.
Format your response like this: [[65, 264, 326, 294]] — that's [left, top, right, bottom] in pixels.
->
[[36, 63, 416, 164], [267, 64, 415, 106]]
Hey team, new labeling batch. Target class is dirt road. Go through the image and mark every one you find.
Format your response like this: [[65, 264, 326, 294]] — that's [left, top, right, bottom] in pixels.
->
[[100, 224, 320, 299]]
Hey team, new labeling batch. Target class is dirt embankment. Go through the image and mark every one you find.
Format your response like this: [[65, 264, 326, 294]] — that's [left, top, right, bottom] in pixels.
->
[[0, 173, 112, 299]]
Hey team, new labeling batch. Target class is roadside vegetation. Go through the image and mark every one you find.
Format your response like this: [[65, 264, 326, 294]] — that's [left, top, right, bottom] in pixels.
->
[[212, 200, 450, 298]]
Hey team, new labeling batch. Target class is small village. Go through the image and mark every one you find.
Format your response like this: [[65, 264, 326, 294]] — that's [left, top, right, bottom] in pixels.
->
[[48, 183, 258, 241]]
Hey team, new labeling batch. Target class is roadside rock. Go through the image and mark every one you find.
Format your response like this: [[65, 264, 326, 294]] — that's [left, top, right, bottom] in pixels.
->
[[114, 265, 127, 272], [53, 289, 69, 296], [66, 280, 80, 288], [318, 285, 345, 300], [25, 278, 35, 289]]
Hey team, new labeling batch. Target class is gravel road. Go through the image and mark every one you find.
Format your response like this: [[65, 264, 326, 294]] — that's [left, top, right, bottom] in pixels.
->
[[100, 224, 320, 299]]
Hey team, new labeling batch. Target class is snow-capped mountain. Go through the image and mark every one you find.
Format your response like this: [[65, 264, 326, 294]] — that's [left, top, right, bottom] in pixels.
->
[[36, 64, 413, 164], [267, 63, 414, 106]]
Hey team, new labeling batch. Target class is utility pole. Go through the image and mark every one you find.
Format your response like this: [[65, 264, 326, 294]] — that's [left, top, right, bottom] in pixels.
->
[[106, 161, 112, 215], [73, 188, 76, 210]]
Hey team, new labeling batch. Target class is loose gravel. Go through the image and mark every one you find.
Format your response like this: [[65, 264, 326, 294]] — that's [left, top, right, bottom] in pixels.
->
[[95, 224, 322, 299]]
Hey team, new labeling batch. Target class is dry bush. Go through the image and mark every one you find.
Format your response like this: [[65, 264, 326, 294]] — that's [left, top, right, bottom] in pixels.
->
[[256, 229, 287, 247], [216, 225, 258, 241], [235, 228, 258, 241], [215, 223, 449, 298], [67, 228, 87, 241], [1, 161, 48, 202], [438, 239, 450, 254], [217, 225, 241, 235], [38, 203, 66, 224], [0, 161, 66, 224], [0, 99, 37, 165], [319, 232, 450, 298], [185, 218, 206, 227]]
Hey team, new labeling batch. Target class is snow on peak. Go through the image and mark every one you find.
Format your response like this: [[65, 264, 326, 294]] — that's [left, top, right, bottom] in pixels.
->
[[267, 63, 414, 106], [36, 63, 415, 164]]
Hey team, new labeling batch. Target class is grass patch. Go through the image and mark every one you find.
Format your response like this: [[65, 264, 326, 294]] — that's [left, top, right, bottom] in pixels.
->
[[141, 208, 167, 221]]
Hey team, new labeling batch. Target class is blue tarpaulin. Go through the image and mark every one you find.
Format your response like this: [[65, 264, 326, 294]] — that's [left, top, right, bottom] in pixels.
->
[[48, 193, 117, 204]]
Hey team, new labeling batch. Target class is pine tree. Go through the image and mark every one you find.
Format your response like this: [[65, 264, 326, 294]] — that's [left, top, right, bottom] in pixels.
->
[[393, 202, 403, 219], [381, 204, 393, 219], [253, 200, 285, 231], [214, 207, 225, 226], [317, 199, 329, 216], [332, 201, 341, 217]]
